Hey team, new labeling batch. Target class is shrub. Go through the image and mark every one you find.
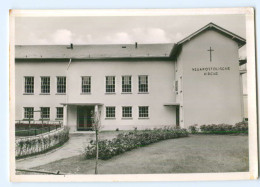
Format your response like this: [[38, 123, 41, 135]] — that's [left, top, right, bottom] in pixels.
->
[[234, 121, 248, 132], [16, 126, 70, 159], [188, 125, 198, 134], [84, 127, 188, 160], [199, 122, 248, 134]]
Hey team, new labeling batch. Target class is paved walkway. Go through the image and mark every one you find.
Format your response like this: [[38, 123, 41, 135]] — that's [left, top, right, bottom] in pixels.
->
[[16, 132, 118, 169]]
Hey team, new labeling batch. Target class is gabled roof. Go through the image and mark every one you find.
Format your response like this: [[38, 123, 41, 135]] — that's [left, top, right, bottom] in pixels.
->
[[177, 22, 246, 48], [169, 22, 246, 59]]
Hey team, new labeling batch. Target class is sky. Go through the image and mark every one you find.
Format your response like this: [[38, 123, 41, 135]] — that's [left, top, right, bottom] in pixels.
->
[[15, 14, 246, 58]]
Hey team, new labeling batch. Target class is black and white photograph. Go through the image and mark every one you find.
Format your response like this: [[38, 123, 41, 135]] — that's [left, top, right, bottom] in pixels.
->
[[9, 8, 258, 182]]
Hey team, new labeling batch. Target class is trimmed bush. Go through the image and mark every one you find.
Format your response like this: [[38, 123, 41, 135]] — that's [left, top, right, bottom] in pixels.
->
[[84, 127, 188, 160], [188, 125, 198, 134], [16, 126, 70, 159], [233, 121, 248, 132], [199, 122, 248, 134]]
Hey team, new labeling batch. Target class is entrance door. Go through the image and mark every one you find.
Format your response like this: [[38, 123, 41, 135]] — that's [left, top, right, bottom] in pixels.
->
[[176, 106, 180, 127], [77, 106, 94, 131]]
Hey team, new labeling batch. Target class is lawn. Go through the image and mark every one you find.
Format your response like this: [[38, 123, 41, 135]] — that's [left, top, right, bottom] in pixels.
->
[[31, 134, 249, 174]]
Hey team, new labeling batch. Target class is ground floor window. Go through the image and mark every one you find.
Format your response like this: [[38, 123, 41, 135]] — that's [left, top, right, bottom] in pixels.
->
[[139, 106, 149, 118], [24, 107, 34, 119], [106, 107, 115, 118], [122, 106, 132, 118], [56, 107, 63, 119], [40, 107, 50, 119]]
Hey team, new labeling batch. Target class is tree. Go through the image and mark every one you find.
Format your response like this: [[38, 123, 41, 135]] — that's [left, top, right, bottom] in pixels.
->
[[92, 107, 102, 174]]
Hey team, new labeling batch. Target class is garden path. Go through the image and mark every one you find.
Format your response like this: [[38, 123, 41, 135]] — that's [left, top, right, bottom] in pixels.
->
[[16, 132, 119, 169]]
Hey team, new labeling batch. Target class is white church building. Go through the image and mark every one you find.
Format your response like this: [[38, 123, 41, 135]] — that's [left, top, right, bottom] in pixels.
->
[[15, 23, 247, 131]]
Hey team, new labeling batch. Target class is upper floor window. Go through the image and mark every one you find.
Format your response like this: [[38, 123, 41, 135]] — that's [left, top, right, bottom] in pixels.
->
[[106, 76, 115, 93], [106, 106, 116, 118], [24, 76, 34, 94], [40, 107, 50, 119], [122, 76, 132, 93], [57, 77, 66, 94], [41, 76, 50, 94], [56, 107, 63, 119], [139, 106, 149, 118], [138, 75, 148, 93], [82, 76, 91, 93], [122, 106, 132, 118], [24, 107, 34, 119]]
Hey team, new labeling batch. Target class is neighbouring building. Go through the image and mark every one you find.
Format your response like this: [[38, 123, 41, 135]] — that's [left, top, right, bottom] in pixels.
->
[[15, 23, 247, 131]]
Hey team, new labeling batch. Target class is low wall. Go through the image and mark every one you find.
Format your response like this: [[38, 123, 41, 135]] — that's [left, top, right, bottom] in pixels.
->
[[15, 126, 70, 159]]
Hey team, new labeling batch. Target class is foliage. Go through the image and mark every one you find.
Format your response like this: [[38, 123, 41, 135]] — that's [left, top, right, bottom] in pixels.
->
[[16, 126, 70, 159], [234, 121, 248, 132], [188, 125, 198, 134], [84, 127, 188, 160], [199, 121, 248, 134]]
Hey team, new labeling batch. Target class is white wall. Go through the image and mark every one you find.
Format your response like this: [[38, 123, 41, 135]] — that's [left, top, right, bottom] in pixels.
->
[[66, 60, 176, 131], [15, 61, 67, 121], [15, 59, 177, 131], [178, 30, 243, 127]]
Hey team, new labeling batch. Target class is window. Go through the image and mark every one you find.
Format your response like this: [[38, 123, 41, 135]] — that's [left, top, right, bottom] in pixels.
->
[[40, 107, 50, 119], [138, 75, 148, 93], [139, 106, 149, 118], [175, 80, 178, 92], [106, 76, 115, 93], [106, 107, 115, 118], [57, 77, 66, 94], [24, 76, 34, 94], [41, 77, 50, 94], [122, 76, 131, 93], [82, 76, 91, 93], [56, 107, 63, 119], [122, 106, 132, 118], [24, 107, 34, 119]]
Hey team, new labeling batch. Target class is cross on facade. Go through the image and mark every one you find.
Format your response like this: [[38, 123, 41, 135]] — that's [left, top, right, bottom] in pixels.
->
[[207, 47, 214, 62]]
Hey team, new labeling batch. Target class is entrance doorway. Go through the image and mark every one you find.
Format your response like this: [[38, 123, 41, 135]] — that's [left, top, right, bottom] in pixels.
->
[[77, 106, 94, 131]]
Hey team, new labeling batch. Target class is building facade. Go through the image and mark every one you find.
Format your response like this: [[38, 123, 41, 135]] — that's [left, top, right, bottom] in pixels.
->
[[15, 23, 246, 131]]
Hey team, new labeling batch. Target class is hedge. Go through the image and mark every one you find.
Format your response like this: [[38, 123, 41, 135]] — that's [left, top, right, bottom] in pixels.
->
[[188, 121, 248, 134], [84, 127, 188, 160], [16, 126, 70, 159]]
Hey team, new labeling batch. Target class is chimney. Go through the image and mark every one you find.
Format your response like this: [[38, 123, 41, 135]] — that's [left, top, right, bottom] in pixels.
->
[[135, 42, 138, 49], [70, 43, 73, 49]]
